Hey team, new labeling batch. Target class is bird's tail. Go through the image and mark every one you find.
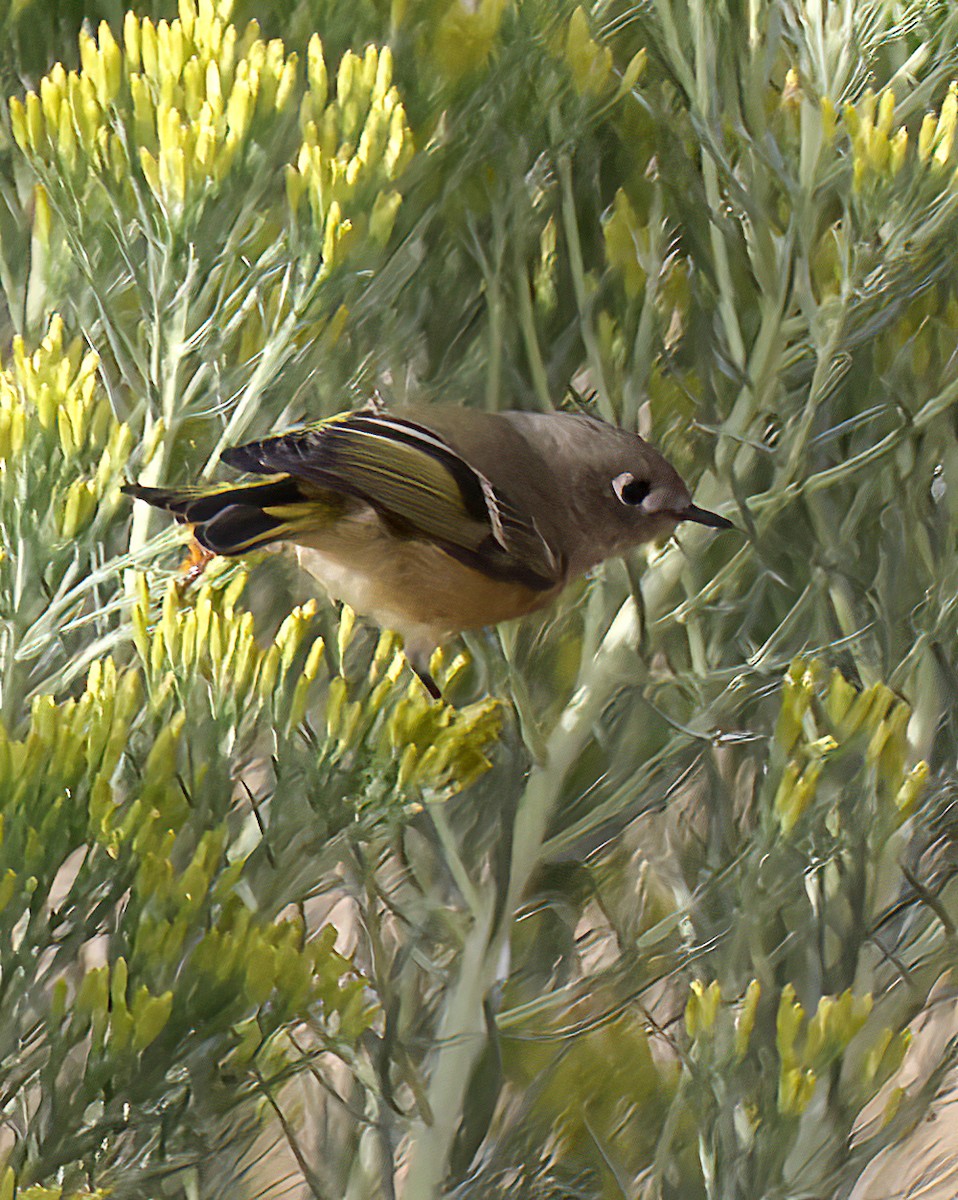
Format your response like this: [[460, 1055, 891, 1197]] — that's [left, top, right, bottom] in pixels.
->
[[122, 476, 341, 555]]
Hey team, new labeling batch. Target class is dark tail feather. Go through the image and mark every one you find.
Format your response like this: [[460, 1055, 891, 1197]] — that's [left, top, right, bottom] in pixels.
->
[[122, 478, 303, 520], [194, 504, 286, 554], [121, 483, 195, 519], [122, 477, 315, 555]]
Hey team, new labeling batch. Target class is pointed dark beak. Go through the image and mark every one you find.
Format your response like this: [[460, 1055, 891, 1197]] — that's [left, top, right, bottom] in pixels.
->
[[679, 503, 736, 531]]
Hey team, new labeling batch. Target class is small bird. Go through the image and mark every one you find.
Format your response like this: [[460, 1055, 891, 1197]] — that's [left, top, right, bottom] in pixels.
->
[[124, 404, 733, 696]]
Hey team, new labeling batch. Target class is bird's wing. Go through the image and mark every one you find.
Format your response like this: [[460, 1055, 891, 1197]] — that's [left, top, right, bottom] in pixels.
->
[[221, 410, 560, 589]]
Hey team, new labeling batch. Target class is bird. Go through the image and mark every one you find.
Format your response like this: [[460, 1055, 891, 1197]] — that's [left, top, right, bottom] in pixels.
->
[[123, 403, 734, 697]]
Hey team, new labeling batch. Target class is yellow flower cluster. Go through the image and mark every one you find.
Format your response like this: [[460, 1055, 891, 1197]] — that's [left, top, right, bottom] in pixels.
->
[[382, 651, 502, 797], [871, 284, 958, 381], [839, 88, 908, 188], [565, 7, 611, 95], [131, 570, 324, 732], [838, 81, 958, 189], [602, 188, 649, 298], [132, 580, 501, 800], [286, 37, 414, 268], [684, 978, 721, 1036], [72, 955, 173, 1056], [917, 82, 958, 166], [775, 983, 908, 1116], [0, 661, 373, 1138], [564, 7, 645, 98], [0, 1177, 108, 1200], [9, 0, 296, 218], [0, 657, 140, 907], [433, 0, 508, 79], [0, 315, 130, 540], [685, 977, 910, 1119], [772, 658, 928, 834]]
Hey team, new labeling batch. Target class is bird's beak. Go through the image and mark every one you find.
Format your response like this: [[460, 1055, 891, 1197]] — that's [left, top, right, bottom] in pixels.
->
[[679, 503, 736, 531]]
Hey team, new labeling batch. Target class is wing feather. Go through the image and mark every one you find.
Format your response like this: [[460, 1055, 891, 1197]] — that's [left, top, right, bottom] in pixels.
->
[[222, 411, 560, 589]]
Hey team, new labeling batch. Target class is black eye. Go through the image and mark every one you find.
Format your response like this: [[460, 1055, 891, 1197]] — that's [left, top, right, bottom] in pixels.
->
[[613, 472, 651, 505]]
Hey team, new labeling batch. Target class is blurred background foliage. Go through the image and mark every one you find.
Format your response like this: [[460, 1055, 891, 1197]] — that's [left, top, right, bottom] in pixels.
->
[[1, 0, 958, 1196]]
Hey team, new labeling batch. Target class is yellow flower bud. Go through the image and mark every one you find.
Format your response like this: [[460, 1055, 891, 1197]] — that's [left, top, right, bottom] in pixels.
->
[[141, 18, 159, 80], [303, 636, 326, 682], [9, 97, 28, 151], [160, 144, 187, 207], [935, 83, 958, 164], [139, 147, 161, 197], [285, 164, 306, 212], [781, 67, 801, 108], [257, 643, 281, 699], [40, 67, 64, 130], [337, 49, 359, 109], [132, 989, 173, 1051], [73, 76, 102, 150], [321, 200, 352, 272], [619, 47, 646, 97], [57, 103, 78, 170], [33, 183, 51, 248], [138, 146, 160, 198], [178, 0, 197, 41], [776, 983, 804, 1067], [895, 760, 929, 816], [369, 189, 401, 246], [219, 21, 238, 78], [25, 92, 44, 153], [374, 44, 393, 101], [361, 45, 378, 94], [384, 103, 411, 176], [56, 405, 76, 458], [97, 21, 122, 105], [129, 73, 155, 150], [877, 88, 895, 136], [890, 127, 908, 174], [60, 480, 82, 539], [276, 57, 297, 111], [778, 1066, 816, 1115], [869, 126, 890, 173], [287, 674, 312, 731], [183, 56, 204, 119], [124, 11, 141, 73], [158, 19, 187, 82], [685, 978, 721, 1038], [918, 112, 937, 161], [206, 60, 223, 112], [79, 29, 99, 83], [882, 1086, 905, 1127], [734, 979, 761, 1059], [226, 77, 252, 138], [865, 1026, 911, 1084], [397, 742, 418, 788], [565, 6, 612, 95], [307, 33, 328, 111]]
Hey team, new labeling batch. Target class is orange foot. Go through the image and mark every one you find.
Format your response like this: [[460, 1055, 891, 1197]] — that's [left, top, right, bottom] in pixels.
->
[[178, 535, 214, 588]]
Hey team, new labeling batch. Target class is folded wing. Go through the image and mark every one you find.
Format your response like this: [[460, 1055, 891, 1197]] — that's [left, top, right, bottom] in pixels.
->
[[222, 411, 560, 590]]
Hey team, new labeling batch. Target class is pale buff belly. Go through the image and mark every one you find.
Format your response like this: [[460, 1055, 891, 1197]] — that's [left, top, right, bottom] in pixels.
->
[[288, 509, 559, 655]]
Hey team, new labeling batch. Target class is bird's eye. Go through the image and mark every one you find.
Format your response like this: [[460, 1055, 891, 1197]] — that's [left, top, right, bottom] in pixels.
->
[[613, 472, 651, 506]]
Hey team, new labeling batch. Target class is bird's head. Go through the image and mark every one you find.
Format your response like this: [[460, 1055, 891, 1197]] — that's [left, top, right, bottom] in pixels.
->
[[555, 417, 735, 573]]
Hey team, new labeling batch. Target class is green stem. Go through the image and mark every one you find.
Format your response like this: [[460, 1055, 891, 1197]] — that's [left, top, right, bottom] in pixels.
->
[[514, 253, 552, 411], [402, 600, 644, 1197], [558, 155, 613, 421]]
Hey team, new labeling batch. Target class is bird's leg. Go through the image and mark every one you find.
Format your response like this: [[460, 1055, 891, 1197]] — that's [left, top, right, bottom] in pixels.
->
[[178, 534, 215, 589]]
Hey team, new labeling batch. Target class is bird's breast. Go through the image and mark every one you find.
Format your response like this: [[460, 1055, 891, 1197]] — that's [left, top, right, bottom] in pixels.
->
[[289, 509, 559, 650]]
